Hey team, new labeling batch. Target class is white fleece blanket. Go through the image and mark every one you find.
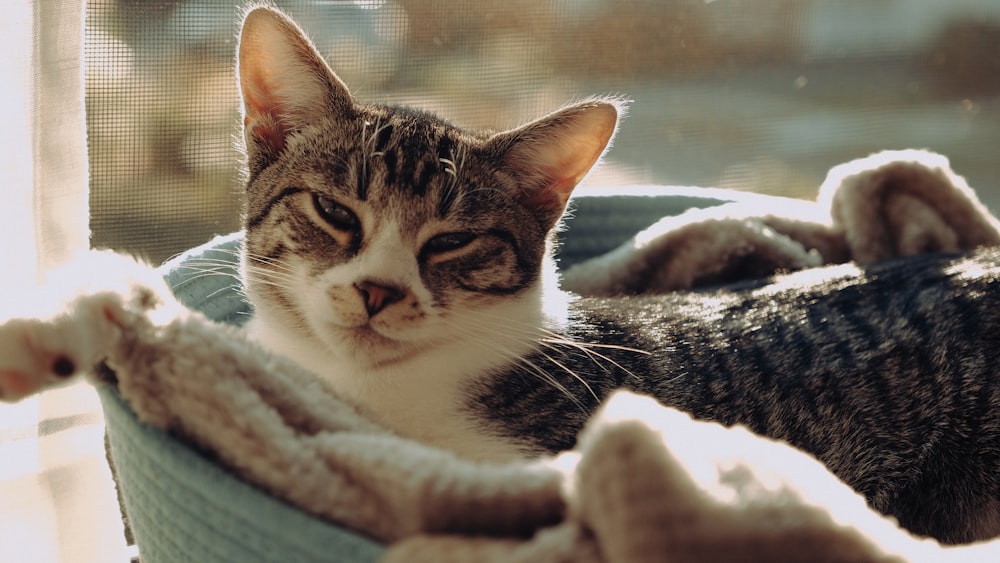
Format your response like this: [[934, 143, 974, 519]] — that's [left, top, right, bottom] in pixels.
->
[[563, 149, 1000, 295]]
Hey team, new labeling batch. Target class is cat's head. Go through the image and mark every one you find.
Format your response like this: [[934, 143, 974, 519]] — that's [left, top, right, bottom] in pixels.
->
[[236, 7, 620, 372]]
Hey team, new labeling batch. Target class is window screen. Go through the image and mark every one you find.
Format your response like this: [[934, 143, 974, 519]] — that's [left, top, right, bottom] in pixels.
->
[[86, 0, 1000, 264]]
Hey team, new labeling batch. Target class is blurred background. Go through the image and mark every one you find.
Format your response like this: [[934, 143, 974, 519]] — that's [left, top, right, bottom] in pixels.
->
[[85, 0, 1000, 264]]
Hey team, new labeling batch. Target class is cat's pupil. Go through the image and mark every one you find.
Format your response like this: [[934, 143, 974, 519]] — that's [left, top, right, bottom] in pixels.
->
[[313, 195, 360, 232], [425, 232, 476, 254]]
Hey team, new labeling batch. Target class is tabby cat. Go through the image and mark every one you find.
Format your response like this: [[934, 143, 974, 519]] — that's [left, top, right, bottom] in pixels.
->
[[234, 7, 1000, 544], [5, 6, 1000, 546]]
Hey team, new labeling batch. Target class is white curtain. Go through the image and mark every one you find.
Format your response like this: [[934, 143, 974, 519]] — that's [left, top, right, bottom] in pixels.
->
[[0, 1, 130, 562]]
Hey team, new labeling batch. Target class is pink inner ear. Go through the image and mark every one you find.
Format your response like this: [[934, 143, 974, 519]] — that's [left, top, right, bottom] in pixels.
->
[[520, 174, 573, 213], [520, 103, 618, 214], [244, 112, 288, 154], [238, 14, 310, 157], [530, 169, 582, 213], [241, 73, 290, 154], [535, 132, 613, 212]]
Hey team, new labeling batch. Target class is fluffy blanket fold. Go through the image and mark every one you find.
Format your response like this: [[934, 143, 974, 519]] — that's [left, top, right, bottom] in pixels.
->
[[19, 150, 1000, 561], [562, 149, 1000, 295]]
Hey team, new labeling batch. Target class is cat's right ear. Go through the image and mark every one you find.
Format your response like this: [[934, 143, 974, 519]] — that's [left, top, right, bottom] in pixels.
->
[[486, 99, 622, 230], [237, 7, 352, 167]]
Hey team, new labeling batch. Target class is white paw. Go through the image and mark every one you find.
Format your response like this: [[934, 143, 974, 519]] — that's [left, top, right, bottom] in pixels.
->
[[0, 251, 177, 402], [0, 293, 122, 402]]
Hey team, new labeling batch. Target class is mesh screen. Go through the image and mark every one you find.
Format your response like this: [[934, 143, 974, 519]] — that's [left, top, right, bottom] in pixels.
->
[[85, 0, 1000, 264]]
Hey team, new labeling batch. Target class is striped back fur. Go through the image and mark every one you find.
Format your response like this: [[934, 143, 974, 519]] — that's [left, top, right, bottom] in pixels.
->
[[474, 250, 1000, 544]]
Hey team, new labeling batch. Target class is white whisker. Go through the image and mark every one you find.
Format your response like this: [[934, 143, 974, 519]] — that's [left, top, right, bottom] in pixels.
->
[[447, 306, 647, 407], [447, 325, 590, 411]]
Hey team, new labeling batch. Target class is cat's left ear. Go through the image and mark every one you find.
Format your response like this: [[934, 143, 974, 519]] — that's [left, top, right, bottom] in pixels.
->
[[489, 99, 622, 227], [237, 7, 353, 168]]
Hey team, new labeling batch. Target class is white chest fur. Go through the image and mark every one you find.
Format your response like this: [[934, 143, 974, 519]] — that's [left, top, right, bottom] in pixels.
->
[[245, 286, 558, 462]]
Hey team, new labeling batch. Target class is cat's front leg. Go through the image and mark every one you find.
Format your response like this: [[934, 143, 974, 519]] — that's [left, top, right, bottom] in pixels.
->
[[0, 252, 172, 402]]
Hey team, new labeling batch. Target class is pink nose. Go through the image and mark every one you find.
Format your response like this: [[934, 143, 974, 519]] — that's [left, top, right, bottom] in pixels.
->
[[354, 280, 406, 317]]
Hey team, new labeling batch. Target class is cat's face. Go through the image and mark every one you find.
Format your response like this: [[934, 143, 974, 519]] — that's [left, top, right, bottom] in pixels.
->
[[237, 7, 619, 372], [240, 107, 560, 368]]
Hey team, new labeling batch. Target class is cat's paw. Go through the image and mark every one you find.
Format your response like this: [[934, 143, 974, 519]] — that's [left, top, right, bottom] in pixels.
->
[[0, 251, 171, 403], [0, 293, 123, 402]]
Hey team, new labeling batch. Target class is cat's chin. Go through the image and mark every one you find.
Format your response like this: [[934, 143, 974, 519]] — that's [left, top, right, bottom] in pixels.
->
[[327, 325, 424, 369]]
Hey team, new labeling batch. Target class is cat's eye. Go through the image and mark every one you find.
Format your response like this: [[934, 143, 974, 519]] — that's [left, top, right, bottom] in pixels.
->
[[424, 232, 477, 254], [313, 195, 360, 232]]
